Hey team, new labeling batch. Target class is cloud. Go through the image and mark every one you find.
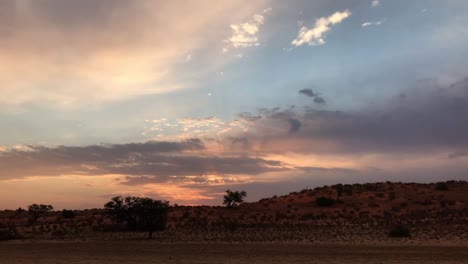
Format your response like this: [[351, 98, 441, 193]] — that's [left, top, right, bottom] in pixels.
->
[[141, 77, 468, 157], [223, 77, 468, 155], [448, 151, 468, 159], [291, 10, 351, 47], [299, 89, 326, 104], [288, 119, 302, 133], [313, 96, 326, 105], [143, 116, 252, 140], [299, 89, 318, 97], [225, 8, 271, 50], [371, 0, 380, 7], [362, 21, 382, 27], [0, 1, 269, 106], [0, 138, 291, 182]]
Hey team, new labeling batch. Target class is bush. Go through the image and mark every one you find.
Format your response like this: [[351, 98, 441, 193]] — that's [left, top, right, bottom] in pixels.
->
[[435, 182, 448, 191], [61, 209, 75, 219], [315, 197, 335, 207], [0, 229, 21, 241], [389, 224, 411, 237], [343, 185, 353, 196]]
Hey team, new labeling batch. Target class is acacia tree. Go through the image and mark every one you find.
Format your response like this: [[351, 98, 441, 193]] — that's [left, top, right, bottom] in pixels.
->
[[104, 196, 169, 239], [104, 196, 133, 227], [27, 204, 54, 223], [134, 198, 169, 239], [223, 190, 247, 208]]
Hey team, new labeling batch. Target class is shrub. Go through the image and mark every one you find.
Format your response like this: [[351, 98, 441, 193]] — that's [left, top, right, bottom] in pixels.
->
[[182, 211, 191, 219], [61, 209, 75, 219], [389, 224, 411, 237], [375, 193, 385, 198], [315, 197, 335, 207], [435, 182, 448, 191], [0, 229, 21, 241], [28, 204, 54, 223], [344, 186, 353, 196]]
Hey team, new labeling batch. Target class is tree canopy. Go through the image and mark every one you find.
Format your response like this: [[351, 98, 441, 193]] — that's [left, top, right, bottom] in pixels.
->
[[223, 190, 247, 207], [104, 196, 169, 239]]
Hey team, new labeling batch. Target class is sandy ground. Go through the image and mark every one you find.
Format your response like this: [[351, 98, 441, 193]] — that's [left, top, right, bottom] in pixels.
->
[[0, 241, 467, 264]]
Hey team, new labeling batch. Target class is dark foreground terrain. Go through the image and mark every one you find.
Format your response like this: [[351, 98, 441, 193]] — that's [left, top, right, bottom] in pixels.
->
[[0, 242, 467, 264]]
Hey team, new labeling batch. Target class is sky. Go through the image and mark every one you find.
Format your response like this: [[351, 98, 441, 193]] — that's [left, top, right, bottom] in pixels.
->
[[1, 0, 468, 209]]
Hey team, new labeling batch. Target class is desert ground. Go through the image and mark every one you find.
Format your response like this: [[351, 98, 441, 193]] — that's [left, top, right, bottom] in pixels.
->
[[0, 242, 467, 264]]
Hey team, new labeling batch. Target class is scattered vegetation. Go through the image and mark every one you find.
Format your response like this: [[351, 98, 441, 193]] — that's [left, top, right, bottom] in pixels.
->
[[27, 204, 53, 223], [0, 181, 467, 242]]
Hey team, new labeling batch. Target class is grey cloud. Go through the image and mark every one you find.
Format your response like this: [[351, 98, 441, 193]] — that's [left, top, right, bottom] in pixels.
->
[[313, 96, 326, 104], [448, 151, 468, 159], [24, 138, 205, 162], [287, 118, 302, 133], [233, 77, 468, 154], [230, 137, 249, 149], [299, 89, 326, 104], [299, 89, 318, 97], [238, 112, 262, 122], [0, 139, 289, 181]]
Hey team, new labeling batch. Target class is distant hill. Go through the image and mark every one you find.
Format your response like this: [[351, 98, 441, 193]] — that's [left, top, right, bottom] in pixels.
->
[[1, 181, 468, 244]]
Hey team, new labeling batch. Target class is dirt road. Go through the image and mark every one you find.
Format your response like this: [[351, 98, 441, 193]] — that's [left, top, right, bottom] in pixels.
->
[[0, 241, 467, 263]]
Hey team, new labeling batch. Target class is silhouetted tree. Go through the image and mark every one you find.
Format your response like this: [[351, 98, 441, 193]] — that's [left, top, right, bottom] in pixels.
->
[[223, 190, 247, 208], [15, 208, 25, 216], [104, 196, 132, 226], [135, 198, 169, 239], [27, 204, 53, 223], [104, 196, 169, 239]]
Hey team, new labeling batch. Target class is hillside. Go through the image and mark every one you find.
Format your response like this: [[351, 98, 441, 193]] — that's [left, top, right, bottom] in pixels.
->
[[1, 181, 468, 244]]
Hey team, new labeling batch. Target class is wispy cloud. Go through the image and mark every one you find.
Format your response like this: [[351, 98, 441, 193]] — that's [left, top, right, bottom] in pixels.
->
[[362, 21, 382, 27], [225, 8, 272, 50], [143, 116, 252, 140], [372, 0, 380, 7], [291, 10, 351, 47]]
